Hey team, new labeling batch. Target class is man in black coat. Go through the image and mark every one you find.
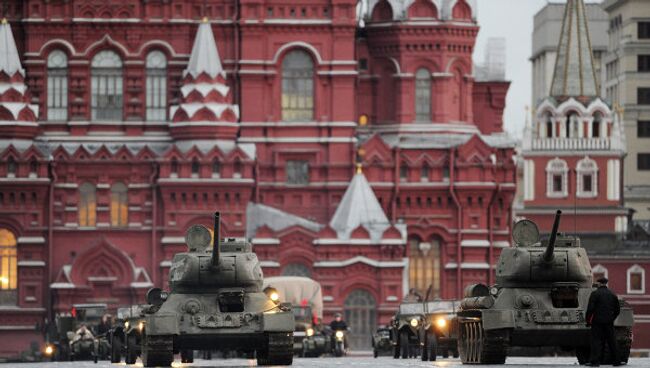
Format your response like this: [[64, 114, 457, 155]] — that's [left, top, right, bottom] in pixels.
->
[[585, 277, 621, 367]]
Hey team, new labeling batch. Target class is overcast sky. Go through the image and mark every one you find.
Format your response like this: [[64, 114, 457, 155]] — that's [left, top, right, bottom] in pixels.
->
[[473, 0, 603, 139]]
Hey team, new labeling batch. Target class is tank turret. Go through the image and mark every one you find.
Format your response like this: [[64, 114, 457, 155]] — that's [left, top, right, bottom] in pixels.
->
[[455, 210, 634, 365]]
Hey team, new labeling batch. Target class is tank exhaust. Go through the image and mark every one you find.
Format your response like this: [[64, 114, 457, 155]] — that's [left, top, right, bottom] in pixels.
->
[[212, 211, 221, 267], [543, 210, 562, 263]]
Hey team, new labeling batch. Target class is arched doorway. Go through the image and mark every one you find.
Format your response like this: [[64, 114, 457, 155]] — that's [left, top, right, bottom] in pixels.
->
[[344, 289, 376, 350]]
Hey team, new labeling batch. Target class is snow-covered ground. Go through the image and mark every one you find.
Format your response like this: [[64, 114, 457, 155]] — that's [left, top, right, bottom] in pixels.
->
[[2, 356, 649, 367]]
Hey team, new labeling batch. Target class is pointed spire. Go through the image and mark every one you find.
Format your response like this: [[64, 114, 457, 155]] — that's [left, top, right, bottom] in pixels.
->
[[184, 19, 225, 79], [549, 0, 599, 99], [0, 18, 24, 77], [330, 171, 390, 242]]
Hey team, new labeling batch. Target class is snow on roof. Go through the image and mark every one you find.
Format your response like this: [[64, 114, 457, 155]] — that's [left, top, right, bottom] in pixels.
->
[[246, 202, 323, 238], [329, 170, 390, 242], [380, 132, 516, 150], [0, 20, 24, 77], [184, 20, 226, 79]]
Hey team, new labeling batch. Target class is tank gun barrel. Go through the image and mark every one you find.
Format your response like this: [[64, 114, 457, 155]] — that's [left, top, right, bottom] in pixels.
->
[[212, 211, 221, 267], [544, 210, 562, 263]]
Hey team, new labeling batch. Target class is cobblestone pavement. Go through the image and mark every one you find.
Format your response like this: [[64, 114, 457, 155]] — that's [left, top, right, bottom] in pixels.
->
[[3, 356, 650, 367]]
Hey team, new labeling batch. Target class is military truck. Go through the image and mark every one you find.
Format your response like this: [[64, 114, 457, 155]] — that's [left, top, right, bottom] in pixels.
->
[[371, 327, 393, 358], [456, 210, 634, 365], [44, 304, 107, 362], [108, 305, 145, 364], [263, 276, 329, 357], [391, 299, 459, 361], [140, 212, 294, 367]]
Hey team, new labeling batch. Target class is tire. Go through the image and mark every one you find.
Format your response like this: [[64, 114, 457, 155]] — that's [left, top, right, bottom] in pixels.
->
[[141, 334, 173, 368], [125, 335, 138, 365], [400, 330, 409, 359], [110, 335, 122, 363], [427, 333, 437, 361]]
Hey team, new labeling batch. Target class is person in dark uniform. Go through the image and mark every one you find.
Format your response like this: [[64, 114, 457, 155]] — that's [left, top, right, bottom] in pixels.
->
[[329, 313, 348, 331], [585, 277, 621, 367]]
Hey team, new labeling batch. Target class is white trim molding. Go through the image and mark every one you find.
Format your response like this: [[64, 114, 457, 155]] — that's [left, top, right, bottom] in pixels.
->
[[546, 157, 568, 198], [576, 156, 598, 198], [591, 264, 609, 280], [314, 256, 406, 268], [627, 264, 645, 295]]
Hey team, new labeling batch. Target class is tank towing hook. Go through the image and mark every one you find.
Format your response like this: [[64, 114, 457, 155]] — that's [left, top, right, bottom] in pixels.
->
[[212, 211, 221, 267], [543, 210, 562, 263]]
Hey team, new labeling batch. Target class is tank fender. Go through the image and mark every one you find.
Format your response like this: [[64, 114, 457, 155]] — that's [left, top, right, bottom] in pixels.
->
[[145, 313, 179, 336], [480, 310, 515, 331], [461, 296, 495, 310], [614, 309, 634, 328], [263, 310, 294, 332]]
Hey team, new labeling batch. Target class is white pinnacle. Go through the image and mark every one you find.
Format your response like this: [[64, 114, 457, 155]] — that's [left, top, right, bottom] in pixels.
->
[[184, 19, 226, 79]]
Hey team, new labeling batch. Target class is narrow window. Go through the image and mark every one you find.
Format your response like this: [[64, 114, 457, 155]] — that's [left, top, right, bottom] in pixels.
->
[[191, 159, 200, 177], [7, 157, 16, 177], [582, 174, 593, 192], [0, 228, 17, 305], [171, 158, 178, 177], [146, 51, 167, 121], [286, 160, 309, 185], [638, 55, 650, 72], [212, 160, 220, 178], [400, 164, 408, 181], [639, 22, 650, 39], [592, 112, 602, 138], [281, 50, 314, 122], [638, 153, 650, 170], [91, 51, 123, 121], [421, 162, 430, 182], [79, 182, 97, 227], [638, 121, 650, 137], [546, 114, 553, 138], [415, 68, 431, 122], [47, 50, 68, 121], [110, 182, 128, 227]]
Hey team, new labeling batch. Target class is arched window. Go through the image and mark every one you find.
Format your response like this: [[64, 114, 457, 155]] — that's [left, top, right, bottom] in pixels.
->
[[627, 265, 645, 294], [408, 237, 441, 298], [91, 50, 123, 121], [6, 157, 16, 177], [452, 0, 472, 20], [29, 159, 38, 177], [212, 159, 221, 178], [170, 158, 178, 178], [110, 182, 128, 227], [233, 159, 242, 178], [79, 182, 96, 227], [543, 112, 554, 138], [546, 158, 568, 198], [281, 50, 314, 122], [577, 157, 598, 198], [415, 68, 431, 122], [146, 50, 167, 121], [344, 290, 377, 350], [281, 263, 311, 278], [0, 228, 18, 304], [400, 164, 408, 181], [566, 111, 580, 138], [191, 159, 200, 177], [592, 112, 603, 138], [421, 162, 430, 182], [47, 50, 68, 121], [592, 264, 608, 283]]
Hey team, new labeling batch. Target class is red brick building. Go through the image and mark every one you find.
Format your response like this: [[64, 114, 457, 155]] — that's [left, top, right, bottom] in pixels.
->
[[519, 0, 649, 352], [0, 0, 516, 356]]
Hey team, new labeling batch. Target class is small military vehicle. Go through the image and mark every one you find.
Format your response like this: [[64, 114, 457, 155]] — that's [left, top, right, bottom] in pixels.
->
[[140, 212, 294, 367], [372, 327, 393, 358], [392, 298, 459, 361], [108, 305, 145, 364], [456, 210, 634, 365], [44, 304, 107, 362], [263, 276, 329, 357]]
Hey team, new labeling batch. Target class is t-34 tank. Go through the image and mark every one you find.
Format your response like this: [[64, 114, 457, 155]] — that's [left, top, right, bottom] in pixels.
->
[[456, 210, 634, 365], [140, 212, 294, 367]]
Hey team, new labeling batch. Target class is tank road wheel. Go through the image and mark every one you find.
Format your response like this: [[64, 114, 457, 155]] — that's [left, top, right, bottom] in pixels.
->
[[125, 334, 138, 365], [400, 330, 409, 359], [110, 335, 122, 363], [180, 349, 193, 363], [608, 327, 632, 365], [141, 334, 173, 368], [459, 319, 507, 364], [257, 332, 293, 366]]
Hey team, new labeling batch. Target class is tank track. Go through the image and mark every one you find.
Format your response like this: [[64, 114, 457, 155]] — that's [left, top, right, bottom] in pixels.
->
[[576, 326, 632, 365], [257, 332, 293, 366], [141, 334, 173, 367], [459, 319, 507, 364]]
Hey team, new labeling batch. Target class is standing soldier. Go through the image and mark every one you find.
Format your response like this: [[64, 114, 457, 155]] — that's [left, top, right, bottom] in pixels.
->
[[585, 277, 621, 367]]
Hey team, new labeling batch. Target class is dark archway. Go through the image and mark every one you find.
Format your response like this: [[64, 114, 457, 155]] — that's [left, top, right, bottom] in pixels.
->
[[344, 289, 377, 350]]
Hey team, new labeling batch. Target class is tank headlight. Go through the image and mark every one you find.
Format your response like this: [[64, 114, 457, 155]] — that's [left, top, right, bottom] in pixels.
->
[[44, 345, 54, 356], [124, 321, 130, 329], [264, 287, 280, 303], [436, 318, 447, 329], [490, 287, 499, 296], [410, 318, 419, 327], [270, 292, 280, 302], [306, 328, 314, 337], [138, 321, 145, 332], [335, 331, 344, 339]]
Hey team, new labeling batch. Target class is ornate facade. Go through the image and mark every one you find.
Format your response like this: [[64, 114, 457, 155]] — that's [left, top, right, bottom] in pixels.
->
[[0, 0, 515, 356]]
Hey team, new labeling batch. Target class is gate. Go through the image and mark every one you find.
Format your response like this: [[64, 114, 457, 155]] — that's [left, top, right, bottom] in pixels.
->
[[344, 289, 376, 350]]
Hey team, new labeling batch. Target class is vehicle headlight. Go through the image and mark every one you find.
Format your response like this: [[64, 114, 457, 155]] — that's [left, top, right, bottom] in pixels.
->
[[335, 331, 344, 339], [306, 328, 314, 337], [138, 321, 145, 332], [124, 321, 130, 329], [264, 287, 280, 303], [410, 318, 419, 327], [436, 317, 447, 329], [44, 345, 54, 356]]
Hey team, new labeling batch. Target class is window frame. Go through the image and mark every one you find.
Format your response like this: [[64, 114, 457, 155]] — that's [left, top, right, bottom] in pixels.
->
[[639, 22, 650, 40], [414, 68, 432, 122], [91, 50, 124, 121], [546, 158, 568, 198], [78, 182, 97, 227], [110, 182, 128, 228], [145, 50, 168, 122], [638, 153, 650, 171], [638, 121, 650, 138], [627, 264, 645, 294], [281, 50, 315, 122], [638, 88, 650, 105], [47, 50, 68, 121], [592, 264, 609, 282], [639, 55, 650, 72], [576, 157, 598, 198], [286, 160, 310, 185]]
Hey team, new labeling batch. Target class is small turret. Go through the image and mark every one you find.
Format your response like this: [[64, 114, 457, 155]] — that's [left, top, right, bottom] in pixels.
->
[[212, 211, 221, 267], [543, 210, 562, 263]]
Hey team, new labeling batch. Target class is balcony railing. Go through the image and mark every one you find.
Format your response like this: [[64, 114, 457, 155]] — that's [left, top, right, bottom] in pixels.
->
[[531, 138, 610, 151]]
